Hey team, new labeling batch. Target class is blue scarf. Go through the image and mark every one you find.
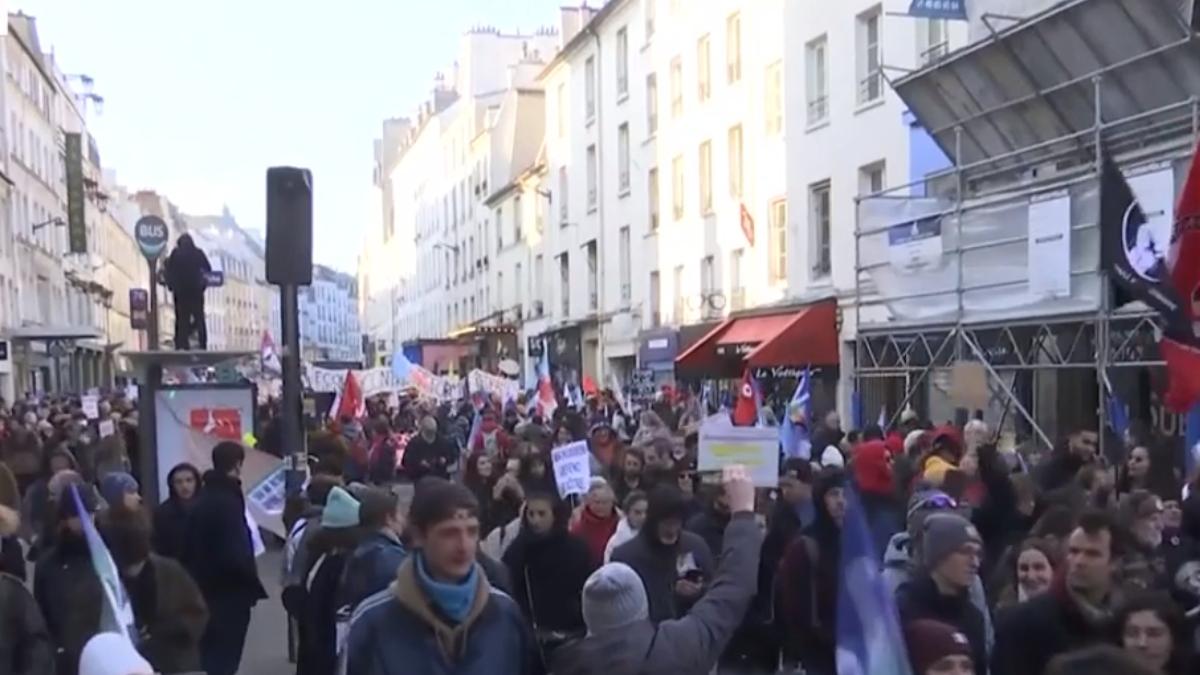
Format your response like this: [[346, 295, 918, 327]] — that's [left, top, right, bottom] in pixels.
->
[[414, 552, 478, 624]]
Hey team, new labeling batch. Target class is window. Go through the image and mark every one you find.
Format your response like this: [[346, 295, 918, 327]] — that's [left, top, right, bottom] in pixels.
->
[[857, 7, 882, 105], [765, 60, 783, 135], [557, 82, 567, 137], [673, 265, 685, 321], [495, 207, 505, 249], [513, 194, 523, 242], [534, 254, 545, 311], [618, 123, 630, 194], [858, 161, 886, 196], [700, 255, 715, 298], [534, 190, 544, 233], [586, 144, 598, 211], [616, 27, 629, 97], [559, 167, 569, 224], [806, 36, 829, 125], [619, 226, 631, 306], [585, 56, 597, 120], [917, 18, 949, 66], [645, 0, 656, 40], [730, 248, 745, 309], [769, 199, 787, 283], [497, 271, 505, 310], [809, 181, 832, 278], [728, 125, 743, 198], [670, 57, 683, 118], [646, 74, 658, 134], [696, 35, 711, 102], [649, 270, 661, 327], [726, 13, 742, 83], [515, 262, 523, 307], [698, 140, 713, 214], [672, 155, 685, 220], [586, 241, 598, 311], [648, 167, 660, 232], [559, 253, 570, 316]]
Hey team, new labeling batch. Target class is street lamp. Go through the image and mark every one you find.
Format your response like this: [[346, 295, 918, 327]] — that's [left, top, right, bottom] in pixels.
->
[[31, 217, 65, 232]]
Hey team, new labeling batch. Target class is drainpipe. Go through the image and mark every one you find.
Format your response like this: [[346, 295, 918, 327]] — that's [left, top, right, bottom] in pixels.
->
[[588, 23, 608, 384]]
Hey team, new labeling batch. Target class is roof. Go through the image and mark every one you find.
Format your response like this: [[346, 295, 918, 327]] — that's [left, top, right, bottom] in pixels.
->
[[538, 0, 632, 80], [7, 13, 57, 91], [893, 0, 1200, 174]]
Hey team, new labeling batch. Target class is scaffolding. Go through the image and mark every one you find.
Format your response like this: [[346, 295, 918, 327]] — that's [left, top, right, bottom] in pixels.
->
[[853, 0, 1200, 450]]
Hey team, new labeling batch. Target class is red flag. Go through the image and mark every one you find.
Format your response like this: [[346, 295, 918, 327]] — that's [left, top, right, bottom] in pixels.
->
[[1164, 141, 1200, 411], [732, 369, 758, 426], [334, 371, 365, 420]]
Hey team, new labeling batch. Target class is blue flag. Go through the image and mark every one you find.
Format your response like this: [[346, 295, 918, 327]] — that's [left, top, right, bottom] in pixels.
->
[[780, 367, 813, 460], [1185, 404, 1200, 479], [851, 389, 865, 431], [391, 348, 413, 382], [836, 487, 913, 675], [70, 485, 138, 644]]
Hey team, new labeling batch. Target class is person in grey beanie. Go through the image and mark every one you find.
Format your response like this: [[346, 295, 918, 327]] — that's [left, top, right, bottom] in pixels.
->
[[551, 465, 761, 675], [897, 512, 990, 674]]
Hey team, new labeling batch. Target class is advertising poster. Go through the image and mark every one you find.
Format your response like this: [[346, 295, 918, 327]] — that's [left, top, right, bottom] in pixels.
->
[[1027, 190, 1072, 299], [887, 215, 943, 274]]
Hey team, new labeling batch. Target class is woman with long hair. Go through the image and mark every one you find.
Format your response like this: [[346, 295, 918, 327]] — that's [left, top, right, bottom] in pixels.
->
[[1114, 591, 1194, 675], [988, 537, 1057, 611], [1116, 442, 1181, 502], [463, 452, 499, 536]]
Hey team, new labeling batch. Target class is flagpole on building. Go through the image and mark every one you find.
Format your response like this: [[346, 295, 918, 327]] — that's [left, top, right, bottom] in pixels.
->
[[1094, 75, 1110, 460]]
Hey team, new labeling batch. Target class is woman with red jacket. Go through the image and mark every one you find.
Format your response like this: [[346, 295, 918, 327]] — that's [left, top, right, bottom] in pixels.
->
[[569, 478, 620, 568]]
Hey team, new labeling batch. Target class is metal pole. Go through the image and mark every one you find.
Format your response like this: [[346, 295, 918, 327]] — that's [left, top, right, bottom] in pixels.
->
[[963, 333, 1055, 449], [280, 283, 306, 498], [148, 259, 160, 351], [1093, 75, 1109, 458], [138, 362, 162, 504]]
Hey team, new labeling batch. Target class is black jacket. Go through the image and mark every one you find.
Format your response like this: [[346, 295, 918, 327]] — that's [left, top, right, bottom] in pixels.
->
[[164, 235, 212, 299], [152, 496, 193, 560], [612, 528, 714, 623], [182, 471, 267, 605], [502, 527, 593, 633], [400, 434, 457, 482], [33, 536, 102, 675], [991, 580, 1113, 675], [685, 507, 731, 565], [0, 572, 55, 675], [897, 575, 989, 675]]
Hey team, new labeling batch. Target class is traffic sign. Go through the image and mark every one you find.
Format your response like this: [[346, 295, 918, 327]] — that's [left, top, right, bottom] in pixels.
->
[[135, 215, 170, 260]]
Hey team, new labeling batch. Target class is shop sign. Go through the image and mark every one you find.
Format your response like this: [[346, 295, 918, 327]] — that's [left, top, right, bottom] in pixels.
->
[[888, 215, 943, 274]]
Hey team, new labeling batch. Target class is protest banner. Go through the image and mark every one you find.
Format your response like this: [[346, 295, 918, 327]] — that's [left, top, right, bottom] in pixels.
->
[[82, 394, 100, 420], [698, 419, 780, 487], [551, 440, 592, 498]]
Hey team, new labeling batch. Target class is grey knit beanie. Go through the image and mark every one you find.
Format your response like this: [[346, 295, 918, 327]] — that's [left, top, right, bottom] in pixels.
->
[[581, 562, 649, 634], [921, 512, 982, 570]]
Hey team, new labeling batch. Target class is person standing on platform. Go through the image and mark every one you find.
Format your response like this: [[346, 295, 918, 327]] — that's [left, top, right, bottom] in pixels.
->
[[163, 233, 212, 351]]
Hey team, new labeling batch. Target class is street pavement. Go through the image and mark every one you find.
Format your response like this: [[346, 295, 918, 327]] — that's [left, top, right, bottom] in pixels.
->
[[241, 547, 292, 674]]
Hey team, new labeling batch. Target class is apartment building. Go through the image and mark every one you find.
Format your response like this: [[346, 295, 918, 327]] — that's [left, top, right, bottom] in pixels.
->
[[300, 265, 361, 363]]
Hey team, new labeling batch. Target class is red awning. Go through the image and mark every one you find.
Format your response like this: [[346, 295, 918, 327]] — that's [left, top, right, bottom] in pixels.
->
[[674, 300, 839, 377]]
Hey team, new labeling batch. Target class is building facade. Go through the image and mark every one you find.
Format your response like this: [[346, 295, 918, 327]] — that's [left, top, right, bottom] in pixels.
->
[[300, 265, 361, 363]]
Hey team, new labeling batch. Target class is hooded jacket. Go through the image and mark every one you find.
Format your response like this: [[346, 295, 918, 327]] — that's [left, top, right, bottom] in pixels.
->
[[853, 440, 903, 556], [164, 234, 212, 298], [181, 471, 267, 605], [339, 529, 409, 611], [551, 513, 762, 675], [897, 574, 988, 674], [611, 487, 714, 622], [345, 557, 540, 675], [152, 463, 199, 560], [502, 500, 592, 633]]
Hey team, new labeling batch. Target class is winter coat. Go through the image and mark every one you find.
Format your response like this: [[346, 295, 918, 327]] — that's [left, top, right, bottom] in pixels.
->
[[570, 506, 620, 569], [0, 572, 55, 675], [164, 235, 212, 299], [345, 557, 541, 675], [33, 536, 102, 675], [990, 574, 1115, 675], [401, 434, 457, 482], [685, 507, 730, 564], [897, 574, 989, 674], [551, 513, 762, 675], [753, 498, 808, 623], [125, 554, 210, 674], [503, 527, 592, 633], [482, 516, 523, 562], [603, 518, 637, 564], [882, 531, 995, 654], [776, 518, 840, 672], [611, 525, 714, 622], [181, 471, 267, 606], [298, 549, 350, 675], [339, 530, 408, 611], [1034, 445, 1087, 493], [151, 495, 194, 560]]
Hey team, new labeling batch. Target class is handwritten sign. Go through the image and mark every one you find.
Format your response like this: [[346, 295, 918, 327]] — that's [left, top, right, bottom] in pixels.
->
[[99, 420, 116, 439], [698, 420, 779, 487], [82, 394, 100, 420], [551, 440, 592, 498]]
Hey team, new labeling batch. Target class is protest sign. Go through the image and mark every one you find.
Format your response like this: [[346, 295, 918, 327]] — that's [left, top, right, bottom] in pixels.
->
[[82, 394, 100, 420], [698, 420, 779, 487], [551, 440, 592, 498], [99, 419, 116, 438]]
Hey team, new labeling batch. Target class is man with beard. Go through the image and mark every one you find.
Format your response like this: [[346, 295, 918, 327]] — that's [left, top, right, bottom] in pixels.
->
[[611, 448, 647, 505], [402, 416, 458, 482], [612, 484, 715, 621]]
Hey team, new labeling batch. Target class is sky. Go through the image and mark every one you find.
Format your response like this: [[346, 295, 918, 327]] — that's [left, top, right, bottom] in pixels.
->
[[13, 0, 565, 273]]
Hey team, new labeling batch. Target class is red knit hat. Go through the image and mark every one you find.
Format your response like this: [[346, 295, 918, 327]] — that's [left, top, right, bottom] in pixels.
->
[[852, 440, 893, 496], [903, 619, 973, 674]]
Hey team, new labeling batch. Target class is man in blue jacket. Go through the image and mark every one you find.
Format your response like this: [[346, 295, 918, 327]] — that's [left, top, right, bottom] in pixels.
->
[[339, 486, 408, 610], [346, 478, 540, 675]]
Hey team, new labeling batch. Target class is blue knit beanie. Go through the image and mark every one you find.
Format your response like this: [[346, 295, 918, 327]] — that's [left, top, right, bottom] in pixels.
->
[[322, 486, 361, 530], [99, 472, 139, 508]]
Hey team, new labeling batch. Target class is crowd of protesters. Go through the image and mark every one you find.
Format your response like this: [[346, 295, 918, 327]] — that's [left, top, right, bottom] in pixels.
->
[[3, 382, 1200, 675]]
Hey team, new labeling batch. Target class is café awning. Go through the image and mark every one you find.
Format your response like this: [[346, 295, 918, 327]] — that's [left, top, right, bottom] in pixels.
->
[[674, 300, 839, 378]]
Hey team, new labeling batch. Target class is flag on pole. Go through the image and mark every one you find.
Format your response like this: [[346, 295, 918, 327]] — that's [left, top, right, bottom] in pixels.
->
[[836, 487, 914, 675], [535, 343, 558, 419], [260, 331, 281, 374], [391, 347, 414, 382], [70, 485, 138, 644], [851, 390, 865, 431], [780, 367, 813, 460], [877, 405, 889, 431], [332, 370, 365, 421], [732, 369, 759, 427], [1102, 372, 1130, 442], [1185, 404, 1200, 480]]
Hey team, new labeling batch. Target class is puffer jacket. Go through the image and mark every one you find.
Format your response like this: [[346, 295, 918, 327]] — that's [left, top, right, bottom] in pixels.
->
[[551, 513, 761, 675]]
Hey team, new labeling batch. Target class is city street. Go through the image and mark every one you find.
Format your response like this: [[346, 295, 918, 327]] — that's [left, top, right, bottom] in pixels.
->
[[243, 547, 292, 675]]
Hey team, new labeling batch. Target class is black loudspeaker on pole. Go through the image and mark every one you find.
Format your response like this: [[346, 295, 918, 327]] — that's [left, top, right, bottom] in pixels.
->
[[266, 167, 313, 497]]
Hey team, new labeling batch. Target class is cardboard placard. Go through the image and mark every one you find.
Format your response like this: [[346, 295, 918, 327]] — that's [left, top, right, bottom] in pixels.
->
[[550, 441, 592, 498], [950, 361, 989, 410]]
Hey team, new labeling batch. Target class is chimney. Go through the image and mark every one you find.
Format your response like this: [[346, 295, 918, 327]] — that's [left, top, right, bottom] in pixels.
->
[[560, 5, 583, 45]]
